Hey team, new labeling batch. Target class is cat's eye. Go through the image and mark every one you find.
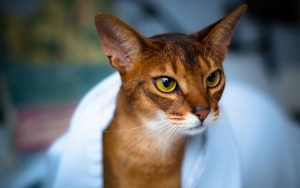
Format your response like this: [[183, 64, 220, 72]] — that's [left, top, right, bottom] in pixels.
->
[[155, 77, 177, 93], [206, 70, 221, 88]]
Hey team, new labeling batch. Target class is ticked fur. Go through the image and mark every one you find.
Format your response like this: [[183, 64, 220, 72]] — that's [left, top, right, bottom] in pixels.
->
[[96, 4, 247, 188]]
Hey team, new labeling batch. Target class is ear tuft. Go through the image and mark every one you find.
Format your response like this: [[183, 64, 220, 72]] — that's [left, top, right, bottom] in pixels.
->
[[95, 13, 144, 73]]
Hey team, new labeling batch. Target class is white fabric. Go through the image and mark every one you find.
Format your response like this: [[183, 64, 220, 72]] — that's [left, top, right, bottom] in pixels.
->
[[46, 72, 300, 188]]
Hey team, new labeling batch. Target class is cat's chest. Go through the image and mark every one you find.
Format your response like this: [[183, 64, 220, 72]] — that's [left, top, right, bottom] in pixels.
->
[[111, 133, 182, 162], [103, 110, 186, 188]]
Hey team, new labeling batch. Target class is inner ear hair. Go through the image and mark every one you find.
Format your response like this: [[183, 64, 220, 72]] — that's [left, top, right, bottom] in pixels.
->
[[95, 13, 145, 73]]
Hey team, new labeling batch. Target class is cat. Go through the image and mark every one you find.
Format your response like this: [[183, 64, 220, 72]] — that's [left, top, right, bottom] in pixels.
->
[[95, 4, 247, 188]]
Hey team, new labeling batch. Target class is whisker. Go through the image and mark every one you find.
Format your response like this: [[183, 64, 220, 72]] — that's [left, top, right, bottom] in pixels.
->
[[136, 123, 170, 157], [124, 133, 146, 151], [104, 125, 148, 133], [124, 123, 167, 150], [169, 117, 185, 121], [118, 117, 186, 156], [169, 126, 183, 147]]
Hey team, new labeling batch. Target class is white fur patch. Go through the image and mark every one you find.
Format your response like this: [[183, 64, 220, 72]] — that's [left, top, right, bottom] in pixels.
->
[[168, 112, 218, 136], [143, 111, 185, 153], [144, 110, 219, 140]]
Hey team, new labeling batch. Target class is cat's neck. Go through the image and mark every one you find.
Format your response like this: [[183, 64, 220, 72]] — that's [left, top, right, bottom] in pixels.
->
[[109, 89, 186, 156], [104, 89, 186, 187]]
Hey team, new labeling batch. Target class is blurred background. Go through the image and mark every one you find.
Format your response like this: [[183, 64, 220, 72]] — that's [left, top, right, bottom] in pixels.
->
[[0, 0, 299, 187]]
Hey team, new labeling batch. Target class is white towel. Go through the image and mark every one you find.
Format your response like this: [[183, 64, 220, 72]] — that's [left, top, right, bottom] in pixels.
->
[[46, 72, 300, 188]]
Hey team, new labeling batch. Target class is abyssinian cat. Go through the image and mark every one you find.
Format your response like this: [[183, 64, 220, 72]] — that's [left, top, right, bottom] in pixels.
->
[[95, 4, 247, 188]]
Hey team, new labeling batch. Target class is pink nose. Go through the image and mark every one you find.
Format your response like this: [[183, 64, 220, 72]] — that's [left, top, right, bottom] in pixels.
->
[[192, 106, 210, 122]]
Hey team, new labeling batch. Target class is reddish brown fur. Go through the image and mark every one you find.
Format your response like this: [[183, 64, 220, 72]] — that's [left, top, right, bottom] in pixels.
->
[[96, 4, 247, 188]]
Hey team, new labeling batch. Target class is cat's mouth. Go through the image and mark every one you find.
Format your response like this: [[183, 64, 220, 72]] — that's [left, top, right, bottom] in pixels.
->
[[187, 123, 205, 129], [147, 111, 217, 136], [172, 112, 218, 135], [180, 123, 207, 135]]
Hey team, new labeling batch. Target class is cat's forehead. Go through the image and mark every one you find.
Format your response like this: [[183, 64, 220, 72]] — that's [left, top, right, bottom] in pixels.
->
[[151, 33, 194, 43], [148, 33, 217, 73], [151, 33, 200, 53]]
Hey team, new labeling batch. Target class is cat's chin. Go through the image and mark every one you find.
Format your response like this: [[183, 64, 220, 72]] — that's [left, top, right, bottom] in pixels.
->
[[180, 125, 207, 136], [176, 112, 218, 136]]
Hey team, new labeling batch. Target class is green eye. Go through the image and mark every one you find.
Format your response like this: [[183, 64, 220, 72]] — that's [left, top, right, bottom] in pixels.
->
[[206, 70, 221, 88], [155, 77, 177, 93]]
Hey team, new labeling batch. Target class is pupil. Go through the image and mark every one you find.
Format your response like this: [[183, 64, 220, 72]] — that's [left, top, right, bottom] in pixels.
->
[[162, 78, 171, 87], [208, 73, 215, 82]]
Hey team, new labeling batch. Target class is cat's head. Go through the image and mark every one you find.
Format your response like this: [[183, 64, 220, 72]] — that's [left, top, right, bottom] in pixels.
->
[[96, 5, 247, 135]]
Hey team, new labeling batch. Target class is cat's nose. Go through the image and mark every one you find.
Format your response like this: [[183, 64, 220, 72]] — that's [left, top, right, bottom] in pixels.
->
[[192, 106, 210, 123]]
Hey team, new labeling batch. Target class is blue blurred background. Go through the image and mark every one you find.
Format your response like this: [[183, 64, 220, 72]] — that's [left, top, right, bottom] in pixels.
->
[[0, 0, 299, 187]]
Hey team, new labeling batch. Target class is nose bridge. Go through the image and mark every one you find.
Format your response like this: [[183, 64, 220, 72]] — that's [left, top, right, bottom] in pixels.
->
[[186, 87, 210, 123], [187, 86, 209, 107]]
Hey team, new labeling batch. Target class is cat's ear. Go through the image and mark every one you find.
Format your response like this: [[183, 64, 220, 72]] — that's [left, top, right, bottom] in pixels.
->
[[193, 4, 247, 56], [95, 13, 145, 73]]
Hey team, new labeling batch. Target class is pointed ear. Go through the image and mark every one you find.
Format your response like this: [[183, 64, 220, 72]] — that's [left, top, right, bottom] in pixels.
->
[[95, 13, 145, 73], [194, 4, 247, 57]]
